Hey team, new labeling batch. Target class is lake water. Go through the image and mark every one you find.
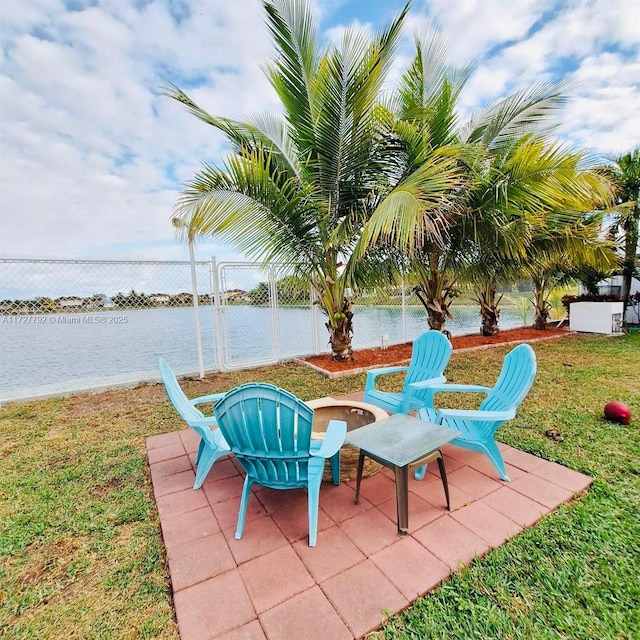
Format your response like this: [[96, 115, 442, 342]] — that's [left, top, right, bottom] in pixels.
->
[[0, 304, 524, 403]]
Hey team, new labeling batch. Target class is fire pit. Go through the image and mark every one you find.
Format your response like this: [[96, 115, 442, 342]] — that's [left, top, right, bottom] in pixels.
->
[[306, 398, 389, 481]]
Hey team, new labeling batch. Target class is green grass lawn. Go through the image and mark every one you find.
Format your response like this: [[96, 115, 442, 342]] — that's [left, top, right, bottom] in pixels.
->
[[1, 333, 638, 639]]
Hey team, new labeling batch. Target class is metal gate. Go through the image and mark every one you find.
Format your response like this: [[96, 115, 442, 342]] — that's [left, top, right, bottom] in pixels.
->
[[212, 261, 322, 370]]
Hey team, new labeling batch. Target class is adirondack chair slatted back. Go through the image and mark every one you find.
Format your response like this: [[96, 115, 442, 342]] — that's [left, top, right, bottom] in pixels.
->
[[480, 344, 537, 413], [214, 383, 314, 487], [403, 331, 453, 397]]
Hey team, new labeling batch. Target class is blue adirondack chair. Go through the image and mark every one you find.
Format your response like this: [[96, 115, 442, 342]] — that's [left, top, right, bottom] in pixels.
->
[[210, 382, 347, 547], [417, 343, 537, 481], [363, 330, 453, 414], [158, 358, 230, 490]]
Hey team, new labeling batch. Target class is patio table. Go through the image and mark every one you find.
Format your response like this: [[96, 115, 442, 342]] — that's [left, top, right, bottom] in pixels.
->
[[345, 413, 460, 535]]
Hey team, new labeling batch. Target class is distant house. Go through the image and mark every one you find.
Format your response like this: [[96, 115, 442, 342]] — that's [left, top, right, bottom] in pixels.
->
[[224, 289, 250, 302], [57, 296, 84, 309], [149, 294, 170, 305], [86, 295, 115, 310]]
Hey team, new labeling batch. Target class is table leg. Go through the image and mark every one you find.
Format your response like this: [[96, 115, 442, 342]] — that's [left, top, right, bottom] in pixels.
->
[[436, 452, 451, 510], [394, 465, 409, 535], [354, 451, 365, 505]]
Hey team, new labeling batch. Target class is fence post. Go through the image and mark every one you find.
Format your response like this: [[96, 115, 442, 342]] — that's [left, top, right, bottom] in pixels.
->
[[269, 265, 280, 361], [188, 240, 205, 379], [310, 283, 321, 354], [211, 257, 225, 371], [402, 280, 408, 342]]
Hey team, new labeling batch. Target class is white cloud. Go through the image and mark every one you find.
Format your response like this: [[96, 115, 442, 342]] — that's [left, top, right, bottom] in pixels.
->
[[0, 0, 638, 271]]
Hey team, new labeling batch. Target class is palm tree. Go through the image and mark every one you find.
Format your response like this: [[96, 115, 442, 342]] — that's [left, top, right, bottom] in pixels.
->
[[351, 27, 574, 336], [165, 0, 461, 360], [528, 223, 618, 330], [601, 149, 640, 316], [462, 141, 617, 334], [524, 163, 618, 329]]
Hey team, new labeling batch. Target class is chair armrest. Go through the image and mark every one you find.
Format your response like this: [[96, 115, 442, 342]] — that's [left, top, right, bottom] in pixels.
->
[[310, 420, 346, 459], [407, 375, 446, 390], [367, 366, 408, 378], [191, 392, 226, 406], [425, 383, 492, 394], [365, 366, 408, 393], [188, 416, 230, 450], [438, 408, 516, 422]]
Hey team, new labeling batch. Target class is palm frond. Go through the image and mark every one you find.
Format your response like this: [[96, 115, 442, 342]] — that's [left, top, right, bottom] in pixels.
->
[[263, 0, 322, 153], [462, 81, 569, 150]]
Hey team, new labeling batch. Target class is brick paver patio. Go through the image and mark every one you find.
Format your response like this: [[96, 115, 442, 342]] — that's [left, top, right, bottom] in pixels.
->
[[147, 392, 592, 640]]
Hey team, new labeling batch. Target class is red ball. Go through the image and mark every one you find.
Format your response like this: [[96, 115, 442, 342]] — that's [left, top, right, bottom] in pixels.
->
[[604, 401, 632, 425]]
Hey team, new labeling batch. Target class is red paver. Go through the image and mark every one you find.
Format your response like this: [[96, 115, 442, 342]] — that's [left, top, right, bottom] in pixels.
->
[[156, 487, 211, 521], [178, 427, 202, 454], [148, 443, 187, 465], [409, 474, 474, 511], [481, 486, 548, 528], [201, 457, 242, 483], [161, 506, 220, 549], [223, 515, 289, 565], [501, 445, 548, 472], [348, 471, 397, 506], [426, 452, 467, 475], [371, 536, 450, 599], [264, 490, 335, 544], [152, 469, 196, 498], [321, 560, 408, 639], [508, 472, 577, 509], [148, 398, 592, 640], [463, 453, 528, 482], [260, 586, 352, 640], [202, 474, 246, 505], [532, 460, 593, 492], [211, 494, 266, 532], [217, 620, 266, 640], [293, 525, 365, 582], [169, 532, 236, 592], [413, 515, 490, 569], [447, 465, 503, 499], [150, 454, 193, 478], [450, 500, 523, 547], [173, 570, 255, 640], [376, 492, 442, 533], [317, 482, 373, 522], [239, 545, 315, 614], [147, 431, 182, 450], [340, 507, 399, 556]]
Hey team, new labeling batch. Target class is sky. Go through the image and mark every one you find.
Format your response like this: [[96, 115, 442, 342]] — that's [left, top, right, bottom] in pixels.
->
[[1, 0, 639, 267]]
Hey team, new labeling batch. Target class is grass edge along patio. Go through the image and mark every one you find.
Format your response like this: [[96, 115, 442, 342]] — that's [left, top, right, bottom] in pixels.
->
[[1, 332, 638, 638]]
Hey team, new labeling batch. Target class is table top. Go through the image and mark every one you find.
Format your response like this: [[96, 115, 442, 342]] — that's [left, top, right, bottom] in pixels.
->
[[344, 413, 460, 467]]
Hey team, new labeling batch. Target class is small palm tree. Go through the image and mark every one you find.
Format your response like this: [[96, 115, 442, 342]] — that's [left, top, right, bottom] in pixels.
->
[[464, 141, 617, 334], [351, 28, 575, 336], [165, 1, 461, 360]]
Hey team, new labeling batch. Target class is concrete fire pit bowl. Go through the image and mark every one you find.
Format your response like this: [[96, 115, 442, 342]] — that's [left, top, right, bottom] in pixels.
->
[[306, 398, 389, 481]]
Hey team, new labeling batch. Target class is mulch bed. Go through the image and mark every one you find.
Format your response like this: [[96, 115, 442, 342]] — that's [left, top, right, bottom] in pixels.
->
[[299, 326, 571, 374]]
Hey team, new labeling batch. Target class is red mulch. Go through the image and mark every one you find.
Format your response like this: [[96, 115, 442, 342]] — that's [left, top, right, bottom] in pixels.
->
[[301, 326, 571, 373]]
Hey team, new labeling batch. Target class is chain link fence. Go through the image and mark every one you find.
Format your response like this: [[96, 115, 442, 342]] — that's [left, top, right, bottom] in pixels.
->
[[1, 258, 527, 403]]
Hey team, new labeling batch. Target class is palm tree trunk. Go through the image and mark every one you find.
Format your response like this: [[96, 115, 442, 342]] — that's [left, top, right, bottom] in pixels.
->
[[476, 282, 501, 336], [413, 271, 457, 337], [325, 300, 354, 361], [532, 278, 550, 330]]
